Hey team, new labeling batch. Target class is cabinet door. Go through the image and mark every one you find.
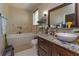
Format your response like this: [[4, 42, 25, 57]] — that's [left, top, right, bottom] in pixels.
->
[[38, 37, 51, 56], [51, 43, 58, 56], [51, 47, 58, 56]]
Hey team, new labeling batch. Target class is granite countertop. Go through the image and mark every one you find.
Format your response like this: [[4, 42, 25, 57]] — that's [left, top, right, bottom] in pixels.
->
[[37, 33, 79, 54]]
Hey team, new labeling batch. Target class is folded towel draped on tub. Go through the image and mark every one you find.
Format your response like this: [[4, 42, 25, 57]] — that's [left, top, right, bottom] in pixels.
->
[[7, 33, 36, 52]]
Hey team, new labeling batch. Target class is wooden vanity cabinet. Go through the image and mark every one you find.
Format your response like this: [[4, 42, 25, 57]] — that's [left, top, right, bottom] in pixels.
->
[[37, 36, 79, 56]]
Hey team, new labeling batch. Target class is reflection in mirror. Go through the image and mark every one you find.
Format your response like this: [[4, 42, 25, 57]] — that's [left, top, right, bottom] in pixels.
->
[[49, 3, 76, 28]]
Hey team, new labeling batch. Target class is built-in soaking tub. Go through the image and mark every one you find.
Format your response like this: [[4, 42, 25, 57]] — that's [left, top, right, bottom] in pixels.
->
[[7, 33, 35, 53]]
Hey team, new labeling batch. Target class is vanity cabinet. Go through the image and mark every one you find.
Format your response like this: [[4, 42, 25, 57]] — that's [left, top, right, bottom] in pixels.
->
[[37, 36, 79, 56]]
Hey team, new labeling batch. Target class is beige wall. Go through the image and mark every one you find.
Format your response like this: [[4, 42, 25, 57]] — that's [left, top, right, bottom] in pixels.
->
[[7, 6, 33, 34]]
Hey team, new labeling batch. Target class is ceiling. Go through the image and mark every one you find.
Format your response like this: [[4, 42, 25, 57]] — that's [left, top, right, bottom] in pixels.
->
[[9, 3, 40, 11]]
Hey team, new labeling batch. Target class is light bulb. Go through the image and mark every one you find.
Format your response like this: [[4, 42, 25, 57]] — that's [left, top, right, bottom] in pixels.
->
[[43, 11, 48, 15]]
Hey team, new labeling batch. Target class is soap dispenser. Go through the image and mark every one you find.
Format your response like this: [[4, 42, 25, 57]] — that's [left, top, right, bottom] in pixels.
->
[[67, 21, 72, 29]]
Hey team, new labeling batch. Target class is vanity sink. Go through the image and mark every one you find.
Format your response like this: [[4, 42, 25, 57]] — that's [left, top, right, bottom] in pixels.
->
[[56, 33, 78, 42]]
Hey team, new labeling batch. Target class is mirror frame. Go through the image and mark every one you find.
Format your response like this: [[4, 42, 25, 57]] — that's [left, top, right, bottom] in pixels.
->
[[48, 3, 77, 27]]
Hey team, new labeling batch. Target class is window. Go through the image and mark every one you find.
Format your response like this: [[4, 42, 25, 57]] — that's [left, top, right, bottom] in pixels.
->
[[33, 9, 39, 25]]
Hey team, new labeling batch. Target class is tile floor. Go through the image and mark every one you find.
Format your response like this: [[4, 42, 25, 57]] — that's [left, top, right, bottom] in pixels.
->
[[15, 47, 38, 56]]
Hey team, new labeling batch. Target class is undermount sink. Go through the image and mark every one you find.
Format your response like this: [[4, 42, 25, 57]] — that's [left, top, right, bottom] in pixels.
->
[[56, 33, 78, 42]]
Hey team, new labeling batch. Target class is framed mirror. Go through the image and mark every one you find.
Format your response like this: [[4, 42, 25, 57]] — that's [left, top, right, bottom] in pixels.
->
[[48, 3, 77, 28]]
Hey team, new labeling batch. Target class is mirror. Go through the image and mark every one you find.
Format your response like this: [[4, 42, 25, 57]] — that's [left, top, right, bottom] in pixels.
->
[[48, 3, 77, 28]]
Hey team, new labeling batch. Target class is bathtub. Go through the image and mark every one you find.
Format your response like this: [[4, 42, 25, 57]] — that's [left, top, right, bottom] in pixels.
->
[[7, 33, 36, 52]]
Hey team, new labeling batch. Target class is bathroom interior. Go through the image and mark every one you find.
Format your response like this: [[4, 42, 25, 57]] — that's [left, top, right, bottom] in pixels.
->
[[1, 3, 79, 56]]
